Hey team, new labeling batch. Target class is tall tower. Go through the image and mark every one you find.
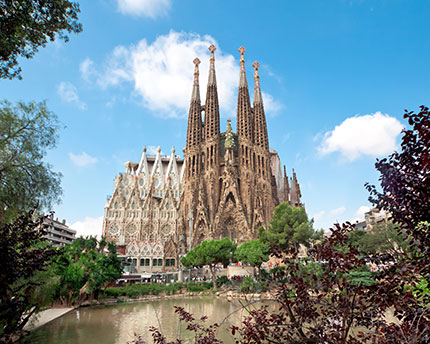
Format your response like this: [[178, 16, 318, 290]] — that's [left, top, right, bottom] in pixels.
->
[[252, 60, 276, 225], [202, 44, 221, 230], [236, 47, 255, 225], [182, 57, 204, 247]]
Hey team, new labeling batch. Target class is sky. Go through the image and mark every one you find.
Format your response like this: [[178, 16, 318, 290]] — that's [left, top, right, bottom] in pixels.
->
[[1, 0, 429, 237]]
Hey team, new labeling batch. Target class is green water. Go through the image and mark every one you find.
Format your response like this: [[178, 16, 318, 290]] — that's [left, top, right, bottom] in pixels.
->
[[21, 297, 256, 344]]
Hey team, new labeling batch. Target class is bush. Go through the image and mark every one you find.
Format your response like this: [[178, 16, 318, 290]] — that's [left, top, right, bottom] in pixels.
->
[[239, 276, 256, 293], [185, 282, 212, 292], [216, 276, 231, 288]]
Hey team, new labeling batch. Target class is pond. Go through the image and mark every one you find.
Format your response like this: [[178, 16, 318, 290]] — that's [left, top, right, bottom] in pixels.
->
[[21, 297, 260, 344]]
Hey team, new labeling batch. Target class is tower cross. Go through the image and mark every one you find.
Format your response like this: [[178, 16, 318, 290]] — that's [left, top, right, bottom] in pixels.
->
[[193, 57, 201, 66], [238, 46, 246, 55], [252, 61, 260, 70], [209, 44, 216, 54]]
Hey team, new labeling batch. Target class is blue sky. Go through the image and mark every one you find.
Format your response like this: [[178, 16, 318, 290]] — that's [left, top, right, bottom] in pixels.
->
[[1, 0, 429, 236]]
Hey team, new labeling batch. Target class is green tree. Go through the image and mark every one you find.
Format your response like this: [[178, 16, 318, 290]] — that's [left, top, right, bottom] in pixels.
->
[[235, 239, 269, 279], [348, 221, 409, 256], [259, 202, 315, 251], [0, 0, 82, 79], [0, 100, 63, 223], [181, 238, 236, 289], [0, 210, 57, 342], [52, 237, 122, 304]]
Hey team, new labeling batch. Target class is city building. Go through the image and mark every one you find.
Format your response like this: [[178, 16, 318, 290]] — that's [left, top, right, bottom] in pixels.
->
[[42, 214, 76, 247], [364, 207, 391, 230], [103, 46, 302, 273]]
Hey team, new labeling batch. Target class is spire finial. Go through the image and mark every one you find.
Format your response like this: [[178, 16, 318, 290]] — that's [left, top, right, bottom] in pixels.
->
[[191, 58, 201, 101], [252, 61, 260, 89], [252, 60, 262, 104], [193, 58, 200, 77], [239, 46, 246, 68], [171, 146, 175, 154], [143, 145, 146, 153], [157, 146, 161, 153], [208, 45, 217, 85], [209, 44, 216, 63]]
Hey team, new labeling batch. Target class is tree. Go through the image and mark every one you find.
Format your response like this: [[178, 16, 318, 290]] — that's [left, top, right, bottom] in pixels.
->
[[0, 0, 82, 79], [0, 210, 57, 342], [235, 239, 269, 279], [366, 105, 430, 239], [0, 100, 62, 223], [51, 237, 123, 304], [259, 202, 316, 251], [348, 221, 407, 256], [181, 238, 236, 289]]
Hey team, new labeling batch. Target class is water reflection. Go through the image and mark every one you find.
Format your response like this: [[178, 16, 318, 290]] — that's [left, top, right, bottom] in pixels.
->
[[21, 297, 258, 344]]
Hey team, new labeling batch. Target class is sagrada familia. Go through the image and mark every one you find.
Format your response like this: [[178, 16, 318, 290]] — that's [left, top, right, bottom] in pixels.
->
[[102, 45, 302, 273]]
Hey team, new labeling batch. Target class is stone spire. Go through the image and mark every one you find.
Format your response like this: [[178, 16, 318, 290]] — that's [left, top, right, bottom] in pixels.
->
[[239, 46, 248, 88], [290, 168, 302, 207], [208, 44, 217, 86], [283, 165, 290, 202], [252, 61, 269, 150], [137, 145, 149, 179], [204, 44, 220, 140], [186, 58, 203, 150], [191, 58, 200, 101], [236, 46, 253, 142]]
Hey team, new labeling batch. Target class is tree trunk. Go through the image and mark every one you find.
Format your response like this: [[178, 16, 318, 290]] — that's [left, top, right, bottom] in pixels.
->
[[210, 265, 217, 290]]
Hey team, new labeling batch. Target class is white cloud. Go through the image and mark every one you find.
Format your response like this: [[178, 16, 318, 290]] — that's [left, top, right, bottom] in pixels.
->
[[319, 112, 403, 160], [312, 210, 326, 221], [71, 216, 103, 239], [80, 57, 95, 82], [355, 205, 371, 219], [117, 0, 171, 19], [262, 92, 283, 115], [329, 206, 346, 216], [57, 82, 86, 110], [69, 152, 98, 167], [90, 31, 280, 119]]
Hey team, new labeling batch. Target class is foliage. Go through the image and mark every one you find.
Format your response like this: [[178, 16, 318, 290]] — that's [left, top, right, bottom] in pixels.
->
[[366, 106, 430, 247], [348, 221, 408, 256], [0, 210, 57, 341], [181, 238, 236, 289], [0, 100, 63, 223], [216, 276, 231, 288], [0, 0, 82, 79], [235, 239, 269, 268], [239, 276, 255, 294], [259, 202, 316, 251], [234, 223, 430, 343], [51, 237, 122, 305], [101, 282, 212, 299]]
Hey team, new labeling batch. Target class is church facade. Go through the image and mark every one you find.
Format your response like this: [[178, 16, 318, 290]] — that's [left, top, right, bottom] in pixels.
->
[[102, 45, 302, 273]]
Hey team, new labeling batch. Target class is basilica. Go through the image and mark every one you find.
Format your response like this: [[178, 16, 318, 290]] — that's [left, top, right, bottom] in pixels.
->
[[102, 45, 302, 273]]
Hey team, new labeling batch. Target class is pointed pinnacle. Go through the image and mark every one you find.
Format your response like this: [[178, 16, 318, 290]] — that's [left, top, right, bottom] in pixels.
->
[[239, 46, 246, 65]]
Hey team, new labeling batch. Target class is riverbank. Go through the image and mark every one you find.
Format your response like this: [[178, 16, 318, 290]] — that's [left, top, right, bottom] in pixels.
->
[[23, 307, 74, 331]]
